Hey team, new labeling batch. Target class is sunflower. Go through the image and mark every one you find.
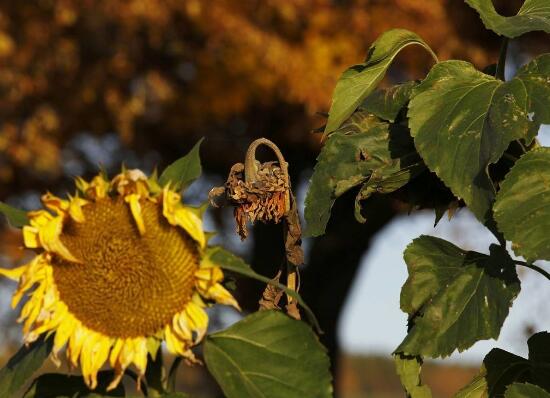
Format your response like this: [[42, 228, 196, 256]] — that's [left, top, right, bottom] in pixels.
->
[[0, 168, 239, 390]]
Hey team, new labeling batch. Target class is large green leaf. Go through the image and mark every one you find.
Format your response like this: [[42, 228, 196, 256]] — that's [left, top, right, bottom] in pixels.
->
[[360, 81, 417, 122], [158, 138, 203, 191], [0, 201, 28, 228], [206, 246, 320, 331], [396, 236, 520, 358], [505, 383, 550, 398], [494, 148, 550, 262], [456, 332, 550, 397], [0, 337, 53, 397], [203, 310, 332, 398], [305, 111, 423, 236], [465, 0, 550, 38], [324, 29, 436, 135], [408, 55, 550, 223], [23, 372, 125, 397], [394, 354, 432, 398]]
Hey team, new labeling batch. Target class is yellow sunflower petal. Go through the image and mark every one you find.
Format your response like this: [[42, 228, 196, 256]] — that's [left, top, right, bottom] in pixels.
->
[[124, 193, 146, 235], [22, 226, 40, 249], [53, 314, 77, 357], [42, 193, 69, 214], [0, 265, 27, 281], [205, 283, 240, 310], [68, 196, 88, 223], [184, 301, 208, 343], [132, 337, 148, 377]]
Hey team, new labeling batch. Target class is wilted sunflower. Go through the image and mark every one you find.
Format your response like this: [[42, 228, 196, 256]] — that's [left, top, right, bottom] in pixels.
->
[[0, 169, 239, 390]]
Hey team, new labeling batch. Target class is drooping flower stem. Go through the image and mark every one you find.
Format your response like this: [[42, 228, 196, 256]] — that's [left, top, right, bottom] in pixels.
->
[[210, 137, 304, 319]]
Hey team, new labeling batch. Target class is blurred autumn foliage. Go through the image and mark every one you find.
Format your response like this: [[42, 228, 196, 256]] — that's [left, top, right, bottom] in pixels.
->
[[0, 0, 540, 190], [0, 1, 547, 395]]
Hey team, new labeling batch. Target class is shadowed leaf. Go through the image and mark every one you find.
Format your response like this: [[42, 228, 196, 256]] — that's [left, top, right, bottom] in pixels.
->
[[361, 81, 417, 122], [457, 332, 550, 397], [0, 336, 53, 397], [505, 383, 550, 398], [465, 0, 550, 38], [23, 372, 125, 397], [305, 111, 423, 236]]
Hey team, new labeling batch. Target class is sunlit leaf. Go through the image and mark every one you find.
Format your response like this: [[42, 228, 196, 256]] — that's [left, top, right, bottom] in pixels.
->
[[397, 236, 520, 358], [494, 148, 550, 262], [23, 372, 125, 397], [457, 332, 550, 397], [204, 310, 332, 398], [505, 383, 550, 398], [0, 201, 28, 228], [207, 246, 320, 331], [324, 29, 436, 135], [159, 138, 204, 191], [360, 81, 417, 122], [465, 0, 550, 38], [305, 111, 423, 236], [408, 55, 550, 223], [394, 354, 432, 398]]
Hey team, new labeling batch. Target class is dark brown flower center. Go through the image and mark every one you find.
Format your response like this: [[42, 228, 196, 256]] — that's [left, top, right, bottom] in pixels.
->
[[52, 197, 199, 338]]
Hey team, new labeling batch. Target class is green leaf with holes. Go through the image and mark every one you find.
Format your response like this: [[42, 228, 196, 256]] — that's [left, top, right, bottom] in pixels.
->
[[159, 138, 203, 191], [494, 148, 550, 262], [324, 29, 436, 135], [204, 310, 332, 398], [305, 111, 423, 236], [0, 201, 28, 228], [396, 236, 520, 358], [465, 0, 550, 38], [408, 54, 550, 223]]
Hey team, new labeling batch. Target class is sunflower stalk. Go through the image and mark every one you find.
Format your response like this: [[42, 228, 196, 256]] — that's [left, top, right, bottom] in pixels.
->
[[209, 138, 303, 319]]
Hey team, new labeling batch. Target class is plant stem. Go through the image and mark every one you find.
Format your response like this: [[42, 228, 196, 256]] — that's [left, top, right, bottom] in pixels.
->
[[516, 260, 550, 281], [496, 38, 509, 81]]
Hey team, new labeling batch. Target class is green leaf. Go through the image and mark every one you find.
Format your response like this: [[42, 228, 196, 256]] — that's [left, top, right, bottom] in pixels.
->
[[305, 111, 424, 236], [158, 138, 204, 191], [0, 336, 53, 397], [408, 55, 550, 223], [0, 201, 28, 228], [505, 383, 550, 398], [160, 394, 189, 398], [465, 0, 550, 38], [494, 148, 550, 262], [394, 354, 432, 398], [324, 29, 437, 135], [454, 371, 488, 398], [23, 372, 125, 397], [396, 236, 520, 358], [203, 310, 332, 398], [206, 246, 320, 332], [360, 81, 417, 122], [457, 332, 550, 397]]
